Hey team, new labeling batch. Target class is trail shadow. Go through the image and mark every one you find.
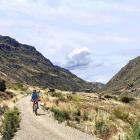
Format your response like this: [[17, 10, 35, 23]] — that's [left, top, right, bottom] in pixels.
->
[[37, 113, 46, 116]]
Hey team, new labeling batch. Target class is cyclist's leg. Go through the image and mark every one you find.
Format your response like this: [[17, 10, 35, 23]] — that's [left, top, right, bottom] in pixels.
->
[[37, 101, 39, 109], [33, 101, 35, 112]]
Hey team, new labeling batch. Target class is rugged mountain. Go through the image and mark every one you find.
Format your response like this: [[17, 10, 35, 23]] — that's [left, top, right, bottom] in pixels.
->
[[0, 35, 102, 91], [104, 56, 140, 97], [87, 82, 104, 92]]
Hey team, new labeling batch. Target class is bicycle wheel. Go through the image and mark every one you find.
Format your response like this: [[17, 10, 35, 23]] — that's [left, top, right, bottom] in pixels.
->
[[34, 103, 38, 116]]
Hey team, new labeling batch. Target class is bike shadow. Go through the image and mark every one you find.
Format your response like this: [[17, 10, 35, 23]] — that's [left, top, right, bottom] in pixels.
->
[[37, 113, 46, 116]]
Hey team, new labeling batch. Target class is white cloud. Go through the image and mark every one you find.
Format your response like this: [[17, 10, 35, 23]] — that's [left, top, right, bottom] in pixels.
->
[[64, 47, 92, 70], [0, 0, 140, 83]]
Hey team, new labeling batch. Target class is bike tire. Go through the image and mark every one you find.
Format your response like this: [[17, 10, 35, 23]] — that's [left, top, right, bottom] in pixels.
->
[[34, 103, 38, 116]]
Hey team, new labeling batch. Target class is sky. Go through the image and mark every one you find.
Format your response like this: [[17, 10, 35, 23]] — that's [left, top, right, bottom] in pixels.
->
[[0, 0, 140, 83]]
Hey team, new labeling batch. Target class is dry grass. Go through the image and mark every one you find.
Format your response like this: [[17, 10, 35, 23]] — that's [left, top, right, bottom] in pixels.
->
[[40, 91, 140, 140]]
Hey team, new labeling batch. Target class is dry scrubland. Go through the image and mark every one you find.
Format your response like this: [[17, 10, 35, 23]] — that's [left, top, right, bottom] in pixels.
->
[[40, 90, 140, 140], [0, 83, 140, 140], [0, 83, 31, 140]]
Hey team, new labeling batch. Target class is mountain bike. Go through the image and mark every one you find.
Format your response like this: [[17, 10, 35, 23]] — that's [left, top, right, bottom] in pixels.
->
[[33, 100, 38, 116]]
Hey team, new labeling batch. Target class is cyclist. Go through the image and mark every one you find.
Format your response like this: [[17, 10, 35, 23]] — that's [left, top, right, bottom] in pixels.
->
[[31, 90, 39, 112]]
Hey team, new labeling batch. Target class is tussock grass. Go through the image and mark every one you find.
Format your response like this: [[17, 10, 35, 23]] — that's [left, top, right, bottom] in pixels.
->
[[127, 122, 140, 140], [118, 96, 135, 103], [0, 107, 20, 140], [41, 91, 140, 140], [0, 105, 9, 116], [113, 108, 129, 121], [10, 83, 28, 91], [51, 107, 69, 123]]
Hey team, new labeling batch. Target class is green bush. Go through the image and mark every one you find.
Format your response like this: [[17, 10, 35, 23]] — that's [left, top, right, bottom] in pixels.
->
[[58, 95, 67, 102], [67, 94, 81, 103], [50, 92, 67, 102], [0, 80, 6, 92], [67, 95, 73, 101], [104, 95, 117, 100], [95, 121, 110, 139], [113, 108, 129, 121], [0, 107, 20, 140], [104, 95, 113, 99], [51, 107, 69, 123], [127, 122, 140, 140], [0, 106, 9, 116], [83, 111, 89, 121], [119, 96, 135, 103], [73, 110, 81, 123], [75, 110, 81, 117], [75, 116, 81, 123], [11, 83, 27, 91], [50, 92, 63, 98]]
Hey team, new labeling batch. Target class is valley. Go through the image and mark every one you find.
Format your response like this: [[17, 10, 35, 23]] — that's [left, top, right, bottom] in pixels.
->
[[0, 35, 140, 140]]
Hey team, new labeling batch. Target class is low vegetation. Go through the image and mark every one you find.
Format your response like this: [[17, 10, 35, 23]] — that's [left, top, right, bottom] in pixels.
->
[[0, 107, 20, 140], [95, 121, 112, 140], [113, 108, 129, 121], [0, 80, 6, 92], [51, 107, 69, 123], [0, 81, 15, 100], [118, 96, 135, 103], [40, 91, 140, 140], [0, 105, 9, 116], [127, 122, 140, 140], [9, 83, 28, 91]]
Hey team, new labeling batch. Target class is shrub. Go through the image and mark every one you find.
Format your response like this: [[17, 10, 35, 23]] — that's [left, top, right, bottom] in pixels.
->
[[48, 88, 55, 92], [0, 80, 6, 92], [113, 108, 129, 121], [58, 95, 67, 102], [75, 116, 81, 123], [119, 96, 135, 103], [72, 91, 76, 94], [50, 92, 67, 102], [67, 95, 73, 101], [0, 106, 9, 116], [83, 111, 89, 121], [11, 83, 27, 91], [95, 121, 110, 139], [127, 122, 140, 140], [74, 110, 81, 123], [0, 107, 20, 140], [104, 95, 117, 100], [104, 95, 113, 99], [50, 92, 63, 98], [51, 107, 69, 123], [75, 110, 81, 117], [67, 94, 81, 103]]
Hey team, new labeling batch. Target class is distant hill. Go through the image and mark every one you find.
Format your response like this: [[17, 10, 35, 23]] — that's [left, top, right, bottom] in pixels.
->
[[0, 35, 103, 91], [104, 56, 140, 97]]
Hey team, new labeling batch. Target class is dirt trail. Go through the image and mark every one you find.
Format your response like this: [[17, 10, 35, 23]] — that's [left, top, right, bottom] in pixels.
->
[[13, 96, 98, 140]]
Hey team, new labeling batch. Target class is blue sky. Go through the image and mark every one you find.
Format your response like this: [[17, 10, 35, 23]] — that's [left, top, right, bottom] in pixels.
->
[[0, 0, 140, 83]]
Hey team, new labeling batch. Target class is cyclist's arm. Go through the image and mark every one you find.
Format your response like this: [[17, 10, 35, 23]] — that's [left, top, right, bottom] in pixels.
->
[[31, 93, 34, 101]]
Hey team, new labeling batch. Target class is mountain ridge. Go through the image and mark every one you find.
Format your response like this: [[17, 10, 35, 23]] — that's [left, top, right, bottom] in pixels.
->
[[0, 35, 103, 91], [104, 56, 140, 97]]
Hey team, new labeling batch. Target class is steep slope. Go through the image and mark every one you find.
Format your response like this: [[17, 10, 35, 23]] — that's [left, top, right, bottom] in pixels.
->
[[104, 56, 140, 97], [0, 35, 100, 91]]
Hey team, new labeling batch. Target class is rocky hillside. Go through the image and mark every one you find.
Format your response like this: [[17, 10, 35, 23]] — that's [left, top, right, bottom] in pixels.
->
[[104, 56, 140, 97], [0, 35, 102, 91]]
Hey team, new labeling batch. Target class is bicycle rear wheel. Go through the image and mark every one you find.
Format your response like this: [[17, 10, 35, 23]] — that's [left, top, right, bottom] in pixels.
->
[[34, 103, 38, 116]]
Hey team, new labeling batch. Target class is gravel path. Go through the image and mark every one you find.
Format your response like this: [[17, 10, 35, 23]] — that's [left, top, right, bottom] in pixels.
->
[[13, 96, 98, 140]]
